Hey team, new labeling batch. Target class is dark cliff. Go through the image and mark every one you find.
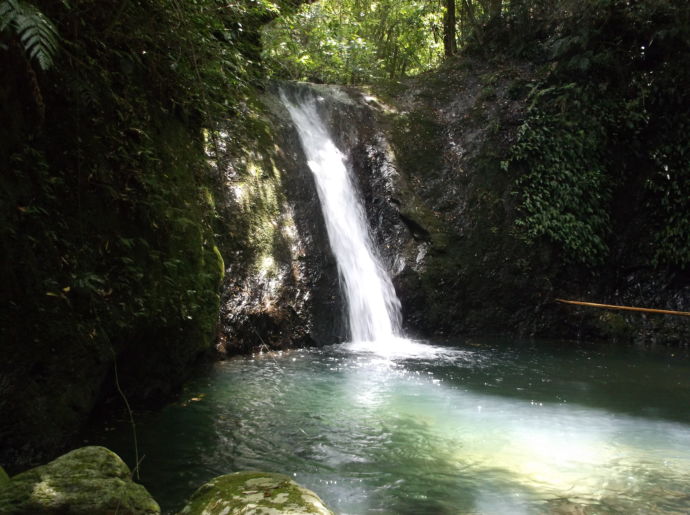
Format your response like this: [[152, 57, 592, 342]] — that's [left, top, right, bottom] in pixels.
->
[[266, 63, 688, 346]]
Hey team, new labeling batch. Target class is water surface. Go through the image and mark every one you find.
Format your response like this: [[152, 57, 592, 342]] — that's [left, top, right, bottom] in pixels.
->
[[87, 338, 690, 514]]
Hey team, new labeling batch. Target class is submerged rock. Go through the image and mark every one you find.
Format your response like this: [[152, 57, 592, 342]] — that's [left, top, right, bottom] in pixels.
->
[[0, 446, 160, 514], [178, 471, 334, 515]]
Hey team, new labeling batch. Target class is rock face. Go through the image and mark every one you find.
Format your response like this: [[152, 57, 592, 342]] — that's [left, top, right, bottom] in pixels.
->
[[0, 446, 160, 514], [178, 471, 334, 515], [212, 62, 689, 353], [278, 72, 555, 338], [270, 66, 689, 344], [376, 58, 689, 343], [214, 86, 347, 355]]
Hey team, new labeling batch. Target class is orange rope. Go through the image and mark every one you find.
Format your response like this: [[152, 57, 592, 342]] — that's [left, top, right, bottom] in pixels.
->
[[555, 298, 690, 317]]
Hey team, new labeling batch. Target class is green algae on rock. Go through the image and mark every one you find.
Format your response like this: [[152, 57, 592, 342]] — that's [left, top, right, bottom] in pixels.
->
[[178, 471, 334, 515], [0, 446, 159, 514]]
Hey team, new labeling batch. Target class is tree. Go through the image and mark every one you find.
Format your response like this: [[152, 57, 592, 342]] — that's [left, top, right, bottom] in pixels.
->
[[262, 0, 444, 84], [487, 0, 502, 20], [444, 0, 457, 57]]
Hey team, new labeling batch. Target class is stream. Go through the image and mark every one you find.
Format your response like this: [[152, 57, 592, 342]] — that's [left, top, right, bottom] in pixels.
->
[[85, 337, 690, 514]]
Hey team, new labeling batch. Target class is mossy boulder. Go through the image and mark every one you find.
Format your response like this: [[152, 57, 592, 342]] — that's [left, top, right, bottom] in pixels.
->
[[0, 465, 9, 485], [178, 471, 334, 515], [0, 446, 159, 514]]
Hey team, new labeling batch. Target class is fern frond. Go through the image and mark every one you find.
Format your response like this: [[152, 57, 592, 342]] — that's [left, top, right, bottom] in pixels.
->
[[0, 0, 22, 32], [16, 8, 58, 70], [1, 0, 59, 70]]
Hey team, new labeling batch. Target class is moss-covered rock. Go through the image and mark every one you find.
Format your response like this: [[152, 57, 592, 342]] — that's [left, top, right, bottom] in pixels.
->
[[0, 465, 9, 485], [0, 446, 159, 514], [178, 471, 334, 515]]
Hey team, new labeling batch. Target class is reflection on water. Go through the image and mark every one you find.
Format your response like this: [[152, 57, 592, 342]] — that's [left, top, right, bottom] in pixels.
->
[[85, 338, 690, 514]]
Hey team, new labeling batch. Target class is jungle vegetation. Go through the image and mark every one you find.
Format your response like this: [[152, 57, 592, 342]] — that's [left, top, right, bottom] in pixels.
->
[[0, 0, 298, 467], [0, 0, 688, 467], [264, 0, 690, 267]]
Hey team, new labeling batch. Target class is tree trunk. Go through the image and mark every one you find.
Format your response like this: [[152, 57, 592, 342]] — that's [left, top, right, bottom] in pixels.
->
[[444, 0, 457, 57], [490, 0, 502, 19]]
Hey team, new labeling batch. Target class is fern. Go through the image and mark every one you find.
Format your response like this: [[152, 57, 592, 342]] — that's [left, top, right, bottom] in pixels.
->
[[0, 0, 59, 70], [0, 0, 15, 31]]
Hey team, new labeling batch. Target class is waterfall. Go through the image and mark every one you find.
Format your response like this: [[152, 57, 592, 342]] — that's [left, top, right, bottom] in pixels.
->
[[281, 88, 402, 343]]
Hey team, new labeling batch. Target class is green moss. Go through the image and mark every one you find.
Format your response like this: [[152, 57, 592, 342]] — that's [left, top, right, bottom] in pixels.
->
[[0, 465, 9, 485], [387, 110, 450, 247], [0, 447, 159, 514], [215, 99, 306, 287], [595, 312, 634, 341], [212, 245, 225, 280], [389, 111, 444, 179], [478, 85, 497, 101], [178, 471, 334, 515]]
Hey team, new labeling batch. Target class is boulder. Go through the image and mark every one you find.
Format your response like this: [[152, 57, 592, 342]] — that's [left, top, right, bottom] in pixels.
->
[[178, 471, 334, 515], [0, 446, 159, 514]]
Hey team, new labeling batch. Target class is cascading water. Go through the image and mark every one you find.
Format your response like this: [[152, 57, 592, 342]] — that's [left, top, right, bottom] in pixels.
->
[[281, 88, 401, 343]]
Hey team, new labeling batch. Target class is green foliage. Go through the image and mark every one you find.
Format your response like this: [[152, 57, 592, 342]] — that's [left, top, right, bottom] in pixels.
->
[[0, 0, 289, 338], [507, 91, 610, 264], [644, 113, 690, 267], [502, 0, 690, 268], [0, 0, 293, 457], [262, 0, 444, 84], [0, 0, 58, 70]]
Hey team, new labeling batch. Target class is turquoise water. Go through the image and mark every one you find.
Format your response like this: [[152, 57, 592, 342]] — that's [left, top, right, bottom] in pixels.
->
[[86, 338, 690, 514]]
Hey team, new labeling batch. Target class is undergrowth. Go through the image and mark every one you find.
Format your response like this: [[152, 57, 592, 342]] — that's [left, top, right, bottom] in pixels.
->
[[0, 0, 298, 467], [497, 0, 690, 268]]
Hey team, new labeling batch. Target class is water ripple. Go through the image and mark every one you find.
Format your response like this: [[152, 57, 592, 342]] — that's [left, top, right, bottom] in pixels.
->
[[84, 338, 690, 514]]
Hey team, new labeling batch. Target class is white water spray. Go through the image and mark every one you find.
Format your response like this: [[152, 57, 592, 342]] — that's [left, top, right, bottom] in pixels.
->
[[281, 89, 401, 342]]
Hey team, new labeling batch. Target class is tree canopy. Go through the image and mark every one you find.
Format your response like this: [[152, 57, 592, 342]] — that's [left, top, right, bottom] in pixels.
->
[[262, 0, 446, 84], [260, 0, 553, 84]]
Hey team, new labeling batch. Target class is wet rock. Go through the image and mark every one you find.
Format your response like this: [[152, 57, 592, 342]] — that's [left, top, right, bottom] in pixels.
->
[[215, 85, 346, 354], [304, 59, 690, 344], [0, 446, 160, 514], [178, 471, 334, 515], [218, 73, 689, 347]]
